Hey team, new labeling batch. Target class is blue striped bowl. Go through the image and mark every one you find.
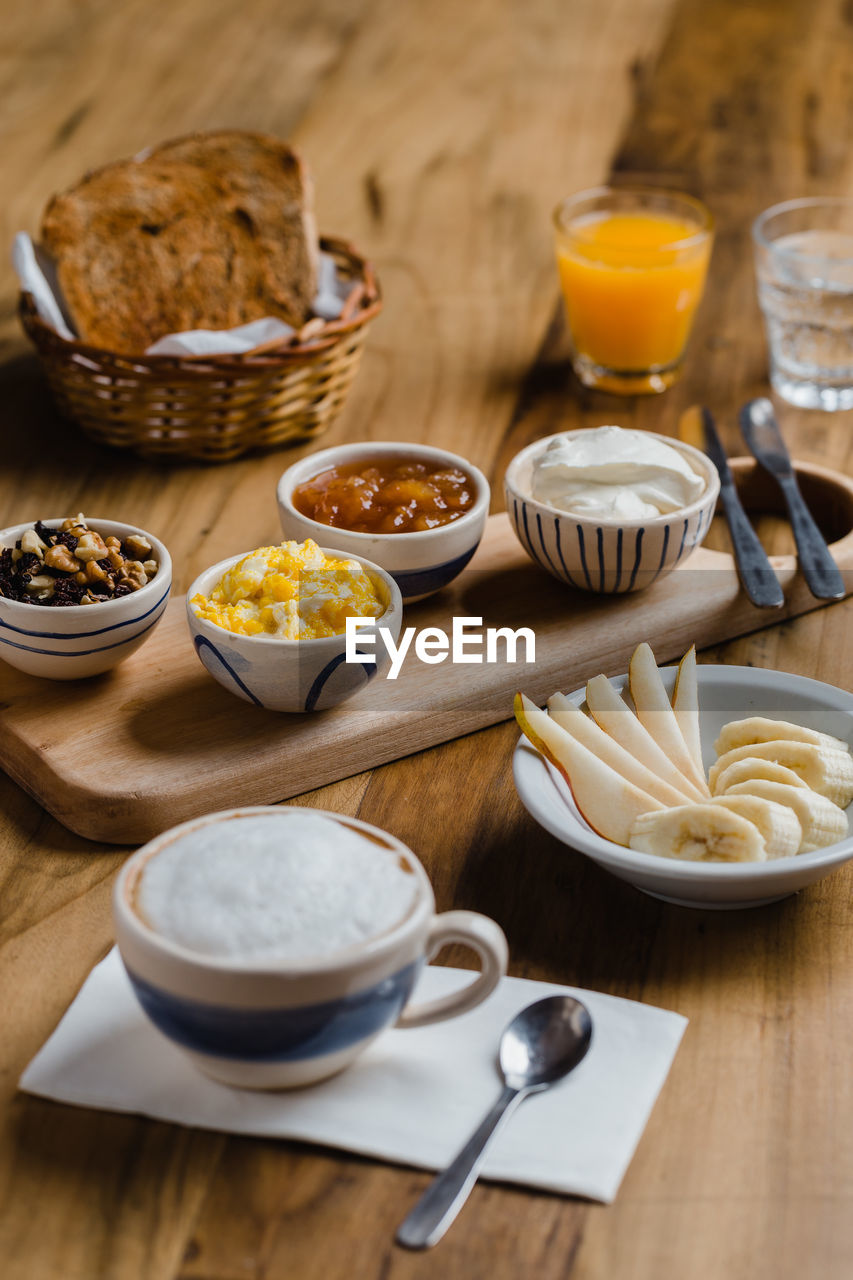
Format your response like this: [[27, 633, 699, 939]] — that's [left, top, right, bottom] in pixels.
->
[[0, 517, 172, 679], [504, 432, 719, 594]]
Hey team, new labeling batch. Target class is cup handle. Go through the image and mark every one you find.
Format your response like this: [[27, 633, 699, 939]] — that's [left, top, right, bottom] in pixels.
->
[[395, 911, 508, 1029]]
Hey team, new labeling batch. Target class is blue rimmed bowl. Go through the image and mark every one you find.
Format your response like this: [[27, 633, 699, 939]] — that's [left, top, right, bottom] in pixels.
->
[[186, 546, 403, 713], [276, 441, 490, 603], [503, 431, 719, 594], [0, 517, 172, 680]]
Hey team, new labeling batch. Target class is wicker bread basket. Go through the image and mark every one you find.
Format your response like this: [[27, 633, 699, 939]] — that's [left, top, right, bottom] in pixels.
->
[[19, 236, 381, 464]]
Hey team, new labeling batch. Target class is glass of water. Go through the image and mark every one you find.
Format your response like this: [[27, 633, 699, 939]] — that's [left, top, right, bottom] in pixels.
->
[[754, 197, 853, 411]]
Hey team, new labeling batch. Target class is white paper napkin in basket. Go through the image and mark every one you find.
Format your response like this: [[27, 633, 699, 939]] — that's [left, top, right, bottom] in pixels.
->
[[20, 950, 686, 1203]]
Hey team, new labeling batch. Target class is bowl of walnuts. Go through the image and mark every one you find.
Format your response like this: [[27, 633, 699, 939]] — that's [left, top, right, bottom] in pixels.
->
[[0, 514, 172, 679]]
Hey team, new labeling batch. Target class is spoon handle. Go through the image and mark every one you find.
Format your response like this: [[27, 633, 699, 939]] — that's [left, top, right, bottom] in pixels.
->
[[396, 1083, 527, 1249]]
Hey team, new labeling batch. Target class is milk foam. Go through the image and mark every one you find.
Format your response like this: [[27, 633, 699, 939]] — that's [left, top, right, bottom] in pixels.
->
[[136, 813, 418, 961]]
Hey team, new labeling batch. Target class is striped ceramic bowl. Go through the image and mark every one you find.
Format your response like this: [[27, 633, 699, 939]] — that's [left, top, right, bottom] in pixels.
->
[[504, 431, 719, 594], [0, 517, 172, 679]]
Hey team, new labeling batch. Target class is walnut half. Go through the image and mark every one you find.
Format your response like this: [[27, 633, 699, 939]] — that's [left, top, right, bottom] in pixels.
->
[[44, 544, 80, 575]]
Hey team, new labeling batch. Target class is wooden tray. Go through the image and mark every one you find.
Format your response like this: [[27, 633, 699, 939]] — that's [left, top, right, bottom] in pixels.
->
[[2, 459, 852, 845]]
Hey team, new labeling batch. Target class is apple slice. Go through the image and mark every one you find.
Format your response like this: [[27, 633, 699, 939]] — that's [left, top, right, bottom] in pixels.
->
[[586, 673, 708, 802], [628, 642, 710, 795], [672, 645, 704, 780], [515, 692, 662, 845], [547, 692, 694, 806]]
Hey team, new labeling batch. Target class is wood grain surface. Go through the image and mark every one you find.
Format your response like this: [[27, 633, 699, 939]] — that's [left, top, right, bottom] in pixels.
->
[[2, 1, 853, 1278]]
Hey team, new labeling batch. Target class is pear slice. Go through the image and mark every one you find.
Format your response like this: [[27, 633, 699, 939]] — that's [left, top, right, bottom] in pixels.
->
[[672, 645, 704, 780], [586, 673, 708, 802], [628, 642, 710, 795], [547, 692, 695, 806], [515, 693, 663, 845]]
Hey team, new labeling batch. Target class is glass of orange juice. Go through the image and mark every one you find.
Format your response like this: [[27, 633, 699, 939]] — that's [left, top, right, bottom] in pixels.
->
[[553, 187, 713, 394]]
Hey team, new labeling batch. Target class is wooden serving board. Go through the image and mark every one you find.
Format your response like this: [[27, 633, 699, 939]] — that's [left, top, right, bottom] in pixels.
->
[[2, 460, 853, 845]]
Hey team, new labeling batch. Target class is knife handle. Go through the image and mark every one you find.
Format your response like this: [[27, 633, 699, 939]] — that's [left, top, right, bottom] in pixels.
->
[[718, 482, 785, 609], [776, 474, 846, 600]]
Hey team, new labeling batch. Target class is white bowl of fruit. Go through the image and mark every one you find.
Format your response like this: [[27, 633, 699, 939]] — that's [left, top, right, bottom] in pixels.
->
[[513, 643, 853, 909]]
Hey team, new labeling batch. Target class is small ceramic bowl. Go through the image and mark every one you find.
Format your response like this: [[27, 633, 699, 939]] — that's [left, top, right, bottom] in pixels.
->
[[113, 806, 508, 1089], [0, 517, 172, 680], [503, 431, 720, 593], [513, 664, 853, 909], [276, 441, 491, 603], [186, 547, 403, 712]]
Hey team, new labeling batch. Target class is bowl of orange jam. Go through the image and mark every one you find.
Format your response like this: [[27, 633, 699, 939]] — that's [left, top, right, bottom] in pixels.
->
[[277, 442, 490, 602]]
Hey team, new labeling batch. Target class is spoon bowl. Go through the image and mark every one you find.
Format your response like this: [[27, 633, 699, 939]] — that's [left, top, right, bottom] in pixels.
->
[[500, 995, 593, 1090]]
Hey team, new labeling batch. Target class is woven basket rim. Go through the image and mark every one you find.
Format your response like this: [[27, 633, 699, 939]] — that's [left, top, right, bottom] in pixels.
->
[[19, 233, 382, 371]]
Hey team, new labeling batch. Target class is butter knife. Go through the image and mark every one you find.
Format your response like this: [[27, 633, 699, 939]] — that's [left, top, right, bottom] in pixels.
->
[[679, 406, 784, 609], [739, 398, 845, 601]]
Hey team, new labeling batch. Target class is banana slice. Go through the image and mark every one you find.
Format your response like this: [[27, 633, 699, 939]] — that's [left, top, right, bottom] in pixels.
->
[[709, 741, 853, 808], [712, 757, 809, 796], [710, 795, 802, 860], [725, 780, 849, 853], [715, 716, 849, 758], [629, 804, 766, 863]]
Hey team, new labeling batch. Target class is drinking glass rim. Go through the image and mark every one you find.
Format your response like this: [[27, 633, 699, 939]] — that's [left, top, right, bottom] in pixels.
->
[[552, 185, 713, 251], [753, 196, 853, 263]]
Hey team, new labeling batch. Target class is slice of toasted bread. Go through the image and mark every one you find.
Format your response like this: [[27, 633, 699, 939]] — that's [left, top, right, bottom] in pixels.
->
[[41, 130, 318, 354]]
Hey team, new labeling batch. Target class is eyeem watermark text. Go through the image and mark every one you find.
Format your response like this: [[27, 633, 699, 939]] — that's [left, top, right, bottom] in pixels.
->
[[346, 616, 535, 680]]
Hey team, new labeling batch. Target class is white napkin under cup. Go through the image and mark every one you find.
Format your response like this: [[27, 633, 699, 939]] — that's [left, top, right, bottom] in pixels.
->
[[20, 950, 686, 1204]]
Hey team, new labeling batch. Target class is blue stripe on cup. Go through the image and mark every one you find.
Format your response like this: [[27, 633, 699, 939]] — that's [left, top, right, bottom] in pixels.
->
[[193, 635, 264, 707], [513, 499, 537, 565], [520, 502, 537, 562], [304, 650, 378, 713], [612, 527, 624, 593], [626, 528, 646, 592], [0, 596, 169, 657], [649, 523, 671, 585], [535, 513, 559, 578], [0, 581, 170, 640], [391, 545, 479, 599], [125, 960, 422, 1062], [576, 525, 593, 591], [554, 518, 581, 589], [509, 494, 712, 593]]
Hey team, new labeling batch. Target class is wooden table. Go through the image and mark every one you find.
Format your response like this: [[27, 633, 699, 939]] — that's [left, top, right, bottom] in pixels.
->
[[2, 1, 853, 1275]]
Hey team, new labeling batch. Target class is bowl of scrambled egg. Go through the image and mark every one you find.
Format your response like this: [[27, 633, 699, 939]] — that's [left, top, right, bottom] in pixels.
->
[[186, 538, 403, 712]]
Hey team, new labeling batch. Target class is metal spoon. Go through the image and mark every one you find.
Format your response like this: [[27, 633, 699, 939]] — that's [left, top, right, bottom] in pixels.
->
[[395, 995, 593, 1250]]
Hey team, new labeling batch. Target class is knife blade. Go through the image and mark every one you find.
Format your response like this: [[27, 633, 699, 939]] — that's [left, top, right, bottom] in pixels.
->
[[739, 398, 845, 601], [678, 406, 785, 609]]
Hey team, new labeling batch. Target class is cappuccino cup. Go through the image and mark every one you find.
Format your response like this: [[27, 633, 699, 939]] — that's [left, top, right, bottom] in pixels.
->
[[113, 807, 508, 1089]]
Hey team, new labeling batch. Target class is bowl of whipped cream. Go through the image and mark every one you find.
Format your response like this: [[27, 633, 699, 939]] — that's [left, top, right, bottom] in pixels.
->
[[504, 425, 720, 593]]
